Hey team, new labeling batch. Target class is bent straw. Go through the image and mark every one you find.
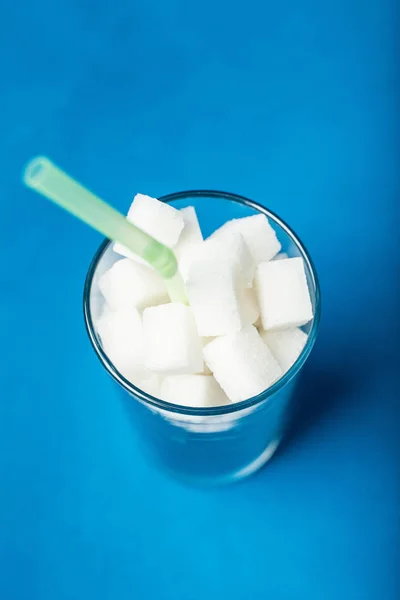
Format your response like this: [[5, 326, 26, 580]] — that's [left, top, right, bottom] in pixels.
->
[[23, 157, 187, 303]]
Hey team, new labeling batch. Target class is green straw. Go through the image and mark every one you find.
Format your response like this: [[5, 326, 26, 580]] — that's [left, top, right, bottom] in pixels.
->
[[23, 156, 188, 304]]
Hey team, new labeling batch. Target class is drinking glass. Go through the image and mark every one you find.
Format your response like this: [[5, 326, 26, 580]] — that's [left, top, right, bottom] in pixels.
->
[[84, 191, 321, 485]]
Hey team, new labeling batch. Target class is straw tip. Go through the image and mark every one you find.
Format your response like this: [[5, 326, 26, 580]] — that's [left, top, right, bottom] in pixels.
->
[[23, 156, 52, 188]]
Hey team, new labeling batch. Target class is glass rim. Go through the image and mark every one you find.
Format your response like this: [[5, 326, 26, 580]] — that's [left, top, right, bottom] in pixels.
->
[[83, 190, 321, 416]]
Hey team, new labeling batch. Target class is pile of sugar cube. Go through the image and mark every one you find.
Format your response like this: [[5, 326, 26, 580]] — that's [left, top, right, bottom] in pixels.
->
[[97, 194, 313, 408]]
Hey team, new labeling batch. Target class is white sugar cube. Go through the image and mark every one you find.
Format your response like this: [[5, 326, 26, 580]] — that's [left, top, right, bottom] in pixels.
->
[[204, 233, 255, 287], [210, 213, 281, 263], [239, 287, 260, 325], [96, 306, 143, 375], [180, 233, 254, 286], [255, 257, 313, 331], [98, 259, 168, 311], [160, 375, 230, 408], [143, 303, 203, 374], [203, 326, 283, 403], [113, 193, 184, 259], [97, 307, 161, 394], [261, 327, 308, 373], [186, 258, 244, 336], [174, 207, 203, 258]]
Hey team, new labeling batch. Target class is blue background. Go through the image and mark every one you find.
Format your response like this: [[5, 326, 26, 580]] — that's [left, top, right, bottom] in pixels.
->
[[0, 1, 398, 599]]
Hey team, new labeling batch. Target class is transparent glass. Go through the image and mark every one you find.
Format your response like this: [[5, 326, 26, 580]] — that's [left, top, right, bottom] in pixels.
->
[[83, 191, 321, 485]]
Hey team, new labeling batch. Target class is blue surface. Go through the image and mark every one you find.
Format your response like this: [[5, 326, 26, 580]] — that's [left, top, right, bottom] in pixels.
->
[[0, 1, 398, 599]]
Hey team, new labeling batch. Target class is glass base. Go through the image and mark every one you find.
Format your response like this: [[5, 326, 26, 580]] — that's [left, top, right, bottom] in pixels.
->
[[167, 438, 281, 486], [229, 438, 281, 482]]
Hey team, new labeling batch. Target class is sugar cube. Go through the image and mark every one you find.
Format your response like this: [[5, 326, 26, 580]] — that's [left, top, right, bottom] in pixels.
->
[[113, 193, 184, 259], [98, 258, 168, 311], [261, 327, 308, 372], [210, 213, 281, 263], [142, 303, 203, 374], [96, 306, 143, 376], [255, 257, 313, 330], [174, 207, 203, 258], [186, 258, 244, 336], [160, 375, 230, 408], [179, 232, 254, 287], [204, 233, 255, 287], [203, 326, 283, 403]]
